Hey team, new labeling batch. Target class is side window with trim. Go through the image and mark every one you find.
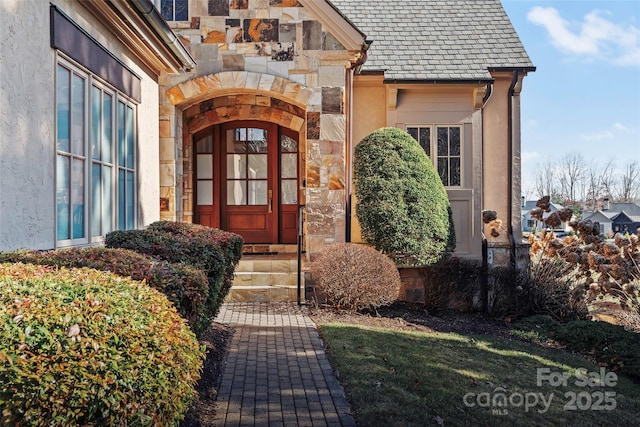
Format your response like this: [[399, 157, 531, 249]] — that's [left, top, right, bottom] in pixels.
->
[[56, 58, 137, 247], [406, 124, 462, 187]]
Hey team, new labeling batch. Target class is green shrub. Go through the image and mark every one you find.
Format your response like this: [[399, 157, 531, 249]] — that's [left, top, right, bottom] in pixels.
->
[[312, 243, 402, 312], [0, 263, 204, 426], [515, 316, 640, 380], [421, 257, 482, 312], [106, 221, 243, 321], [354, 127, 455, 266], [0, 248, 211, 337]]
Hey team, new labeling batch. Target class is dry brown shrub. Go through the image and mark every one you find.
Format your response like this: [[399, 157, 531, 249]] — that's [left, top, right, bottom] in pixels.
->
[[312, 243, 402, 312]]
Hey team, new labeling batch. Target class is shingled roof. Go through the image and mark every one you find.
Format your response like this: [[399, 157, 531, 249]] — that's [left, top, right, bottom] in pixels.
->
[[329, 0, 535, 81]]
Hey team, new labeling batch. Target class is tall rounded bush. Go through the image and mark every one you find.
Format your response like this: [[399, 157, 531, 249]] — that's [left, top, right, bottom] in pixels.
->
[[354, 127, 455, 266], [0, 263, 204, 426]]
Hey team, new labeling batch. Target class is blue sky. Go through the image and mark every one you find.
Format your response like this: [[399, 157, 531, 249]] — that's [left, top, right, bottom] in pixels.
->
[[501, 0, 640, 197]]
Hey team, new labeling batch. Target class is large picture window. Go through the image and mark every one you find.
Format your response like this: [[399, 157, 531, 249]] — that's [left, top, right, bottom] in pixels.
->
[[56, 58, 137, 247], [407, 125, 463, 187]]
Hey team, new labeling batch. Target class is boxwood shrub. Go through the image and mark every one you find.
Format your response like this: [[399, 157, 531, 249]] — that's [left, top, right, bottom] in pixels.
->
[[0, 263, 204, 426], [354, 127, 455, 266], [0, 248, 211, 337], [106, 221, 243, 322]]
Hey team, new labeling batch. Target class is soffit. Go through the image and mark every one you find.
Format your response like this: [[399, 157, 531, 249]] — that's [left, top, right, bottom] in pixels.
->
[[80, 0, 185, 75]]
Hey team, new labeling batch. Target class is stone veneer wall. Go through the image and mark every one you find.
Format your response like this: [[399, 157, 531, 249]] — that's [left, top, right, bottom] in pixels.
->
[[158, 0, 361, 256]]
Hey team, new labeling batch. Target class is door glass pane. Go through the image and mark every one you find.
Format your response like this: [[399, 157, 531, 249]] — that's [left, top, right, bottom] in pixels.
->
[[91, 163, 101, 236], [227, 154, 246, 179], [281, 180, 297, 205], [450, 157, 461, 186], [71, 158, 85, 239], [419, 127, 431, 157], [281, 153, 297, 179], [126, 171, 134, 230], [197, 181, 214, 205], [438, 158, 449, 186], [197, 154, 213, 179], [248, 154, 267, 179], [91, 86, 101, 160], [103, 166, 112, 234], [450, 127, 461, 156], [56, 156, 70, 240], [57, 65, 70, 152], [118, 170, 125, 230], [71, 74, 85, 156], [280, 134, 297, 152], [248, 139, 267, 153], [196, 134, 213, 153], [235, 128, 247, 142], [437, 127, 448, 156], [125, 106, 134, 169], [118, 103, 125, 166], [227, 181, 246, 205], [103, 94, 112, 163], [248, 181, 267, 205]]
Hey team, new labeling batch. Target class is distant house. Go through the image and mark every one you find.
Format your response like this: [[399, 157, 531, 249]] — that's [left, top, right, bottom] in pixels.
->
[[582, 202, 640, 236], [582, 211, 615, 237], [521, 200, 573, 234]]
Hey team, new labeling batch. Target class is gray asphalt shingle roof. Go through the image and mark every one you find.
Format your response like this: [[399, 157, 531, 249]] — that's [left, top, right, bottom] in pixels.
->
[[329, 0, 535, 80]]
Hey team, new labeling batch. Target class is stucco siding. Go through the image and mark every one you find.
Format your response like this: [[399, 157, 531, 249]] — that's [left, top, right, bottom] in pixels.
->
[[0, 0, 56, 250], [0, 0, 162, 251]]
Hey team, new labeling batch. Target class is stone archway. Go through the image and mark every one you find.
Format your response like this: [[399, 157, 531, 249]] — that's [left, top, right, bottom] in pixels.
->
[[162, 72, 312, 228]]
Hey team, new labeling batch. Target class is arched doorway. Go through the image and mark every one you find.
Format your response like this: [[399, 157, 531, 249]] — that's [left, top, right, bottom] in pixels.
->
[[193, 120, 299, 244]]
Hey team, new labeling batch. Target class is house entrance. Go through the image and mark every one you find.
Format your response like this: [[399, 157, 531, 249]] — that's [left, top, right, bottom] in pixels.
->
[[193, 121, 299, 244]]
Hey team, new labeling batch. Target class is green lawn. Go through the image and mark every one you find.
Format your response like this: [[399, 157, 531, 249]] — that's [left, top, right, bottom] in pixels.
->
[[318, 323, 640, 427]]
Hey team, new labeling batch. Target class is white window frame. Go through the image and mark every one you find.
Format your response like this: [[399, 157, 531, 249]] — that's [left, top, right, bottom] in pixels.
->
[[406, 124, 464, 188], [55, 55, 137, 248]]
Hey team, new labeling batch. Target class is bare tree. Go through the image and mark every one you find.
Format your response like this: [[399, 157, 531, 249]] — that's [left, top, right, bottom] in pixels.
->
[[557, 153, 587, 206], [616, 160, 640, 203], [585, 159, 615, 211], [533, 158, 557, 200]]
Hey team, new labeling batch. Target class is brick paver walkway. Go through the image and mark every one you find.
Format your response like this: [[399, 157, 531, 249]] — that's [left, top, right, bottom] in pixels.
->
[[213, 303, 356, 427]]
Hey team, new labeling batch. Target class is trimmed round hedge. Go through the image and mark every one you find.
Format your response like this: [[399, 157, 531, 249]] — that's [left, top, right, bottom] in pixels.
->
[[0, 263, 204, 426], [313, 243, 402, 312], [354, 127, 455, 266]]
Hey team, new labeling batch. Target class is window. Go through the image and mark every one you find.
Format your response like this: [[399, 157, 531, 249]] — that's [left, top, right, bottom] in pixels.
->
[[406, 125, 463, 187], [56, 58, 137, 247], [527, 219, 536, 229], [160, 0, 188, 21]]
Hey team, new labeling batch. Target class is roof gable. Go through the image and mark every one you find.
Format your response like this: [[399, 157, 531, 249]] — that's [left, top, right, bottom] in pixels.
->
[[299, 0, 366, 52], [329, 0, 534, 81]]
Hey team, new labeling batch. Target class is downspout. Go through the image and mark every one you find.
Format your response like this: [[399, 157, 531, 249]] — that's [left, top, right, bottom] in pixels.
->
[[128, 0, 196, 71], [507, 70, 519, 269], [345, 67, 353, 242], [481, 82, 492, 313], [345, 41, 370, 242]]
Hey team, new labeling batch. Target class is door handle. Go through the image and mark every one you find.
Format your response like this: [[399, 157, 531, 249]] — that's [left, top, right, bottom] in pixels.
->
[[268, 189, 273, 213]]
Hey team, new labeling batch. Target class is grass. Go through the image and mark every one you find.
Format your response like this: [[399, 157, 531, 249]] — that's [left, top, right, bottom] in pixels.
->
[[318, 323, 640, 427]]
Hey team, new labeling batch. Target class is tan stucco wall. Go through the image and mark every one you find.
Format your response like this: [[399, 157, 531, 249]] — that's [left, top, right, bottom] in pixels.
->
[[0, 0, 161, 250], [350, 78, 484, 258], [350, 75, 387, 243], [482, 72, 516, 246]]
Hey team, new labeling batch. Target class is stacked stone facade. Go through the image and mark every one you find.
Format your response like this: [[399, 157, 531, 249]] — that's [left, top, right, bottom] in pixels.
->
[[158, 0, 362, 256]]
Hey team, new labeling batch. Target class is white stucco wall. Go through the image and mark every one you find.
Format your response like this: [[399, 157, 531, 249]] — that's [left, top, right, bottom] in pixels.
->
[[0, 0, 55, 250], [0, 0, 160, 251]]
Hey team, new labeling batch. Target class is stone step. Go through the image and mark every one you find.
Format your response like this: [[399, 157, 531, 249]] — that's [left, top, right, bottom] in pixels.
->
[[232, 271, 301, 287], [226, 286, 300, 303]]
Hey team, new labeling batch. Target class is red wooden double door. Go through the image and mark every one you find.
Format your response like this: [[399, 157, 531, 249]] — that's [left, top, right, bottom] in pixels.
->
[[193, 121, 299, 244]]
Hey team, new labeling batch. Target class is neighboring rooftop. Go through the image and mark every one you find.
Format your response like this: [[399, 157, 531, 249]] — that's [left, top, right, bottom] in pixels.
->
[[330, 0, 535, 81]]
